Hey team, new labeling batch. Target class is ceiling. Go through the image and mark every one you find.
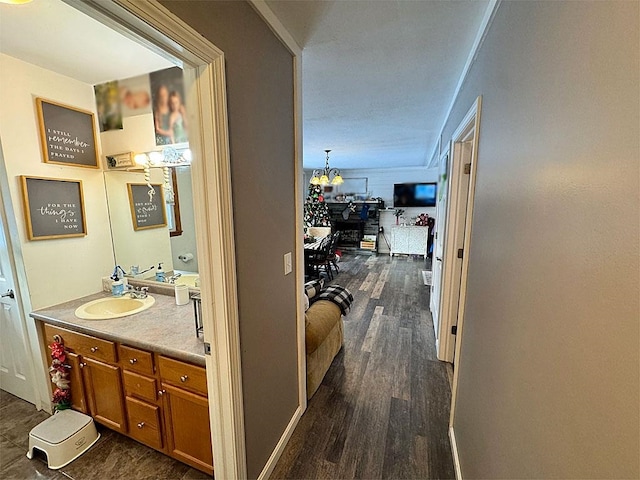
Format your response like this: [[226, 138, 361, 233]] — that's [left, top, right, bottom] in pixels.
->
[[264, 0, 489, 170], [0, 0, 174, 85]]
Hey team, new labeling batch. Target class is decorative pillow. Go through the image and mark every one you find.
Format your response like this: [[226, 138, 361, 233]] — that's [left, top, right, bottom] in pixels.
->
[[304, 279, 324, 301], [316, 285, 354, 315], [304, 294, 310, 312]]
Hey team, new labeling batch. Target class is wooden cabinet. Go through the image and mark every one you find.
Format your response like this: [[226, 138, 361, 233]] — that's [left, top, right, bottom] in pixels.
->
[[161, 383, 213, 475], [159, 355, 213, 474], [66, 351, 87, 414], [82, 357, 127, 433], [41, 324, 212, 475]]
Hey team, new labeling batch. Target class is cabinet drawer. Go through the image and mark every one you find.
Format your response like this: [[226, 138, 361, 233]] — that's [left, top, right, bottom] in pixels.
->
[[158, 356, 207, 396], [43, 324, 116, 363], [119, 345, 154, 375], [125, 397, 163, 450], [123, 370, 157, 403]]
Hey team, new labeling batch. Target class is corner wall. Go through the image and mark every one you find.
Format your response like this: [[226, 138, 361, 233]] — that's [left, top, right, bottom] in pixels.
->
[[0, 54, 114, 309], [441, 2, 639, 478], [159, 2, 298, 478]]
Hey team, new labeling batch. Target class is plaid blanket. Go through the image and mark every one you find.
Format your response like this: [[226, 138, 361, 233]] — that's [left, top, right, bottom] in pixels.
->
[[316, 285, 354, 315]]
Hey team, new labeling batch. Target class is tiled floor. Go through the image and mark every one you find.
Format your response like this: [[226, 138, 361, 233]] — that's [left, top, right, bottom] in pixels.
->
[[0, 389, 210, 480]]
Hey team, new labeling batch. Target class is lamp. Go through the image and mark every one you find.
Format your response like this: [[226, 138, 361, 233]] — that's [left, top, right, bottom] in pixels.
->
[[309, 150, 344, 186]]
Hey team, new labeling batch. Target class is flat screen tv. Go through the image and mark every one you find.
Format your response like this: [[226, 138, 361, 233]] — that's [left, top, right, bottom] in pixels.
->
[[393, 182, 437, 207]]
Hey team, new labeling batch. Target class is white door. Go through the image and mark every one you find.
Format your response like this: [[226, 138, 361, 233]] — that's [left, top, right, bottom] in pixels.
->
[[430, 149, 450, 342], [0, 212, 36, 403]]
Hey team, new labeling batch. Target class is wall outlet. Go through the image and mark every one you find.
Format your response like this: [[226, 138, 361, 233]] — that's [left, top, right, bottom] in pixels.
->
[[102, 276, 112, 292], [284, 252, 292, 275]]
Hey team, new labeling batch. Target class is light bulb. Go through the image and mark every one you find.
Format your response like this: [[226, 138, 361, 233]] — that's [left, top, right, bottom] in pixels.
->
[[319, 175, 330, 186], [331, 174, 344, 185], [310, 176, 320, 185]]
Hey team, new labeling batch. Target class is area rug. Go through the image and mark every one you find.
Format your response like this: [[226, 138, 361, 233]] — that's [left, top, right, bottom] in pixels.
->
[[422, 270, 432, 286]]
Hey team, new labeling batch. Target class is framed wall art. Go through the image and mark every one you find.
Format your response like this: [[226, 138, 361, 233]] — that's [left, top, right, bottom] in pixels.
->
[[36, 98, 100, 168], [20, 176, 87, 240]]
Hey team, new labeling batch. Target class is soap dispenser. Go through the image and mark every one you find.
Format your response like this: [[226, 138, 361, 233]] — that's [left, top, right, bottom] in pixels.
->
[[155, 263, 165, 283]]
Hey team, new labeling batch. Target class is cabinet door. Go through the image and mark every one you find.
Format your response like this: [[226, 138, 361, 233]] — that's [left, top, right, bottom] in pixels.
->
[[161, 383, 213, 475], [82, 357, 127, 433], [66, 352, 88, 414]]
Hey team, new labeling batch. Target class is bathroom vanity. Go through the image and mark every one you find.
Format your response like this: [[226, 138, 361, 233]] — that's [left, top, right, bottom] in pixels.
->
[[31, 292, 213, 475]]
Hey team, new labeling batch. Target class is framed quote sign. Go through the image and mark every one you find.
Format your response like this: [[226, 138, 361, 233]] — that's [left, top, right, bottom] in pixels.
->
[[35, 98, 99, 168], [20, 176, 87, 241], [127, 183, 167, 231]]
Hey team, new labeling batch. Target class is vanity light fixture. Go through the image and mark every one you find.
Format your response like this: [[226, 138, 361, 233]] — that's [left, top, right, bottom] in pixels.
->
[[0, 0, 33, 4], [133, 147, 192, 204], [309, 149, 344, 186]]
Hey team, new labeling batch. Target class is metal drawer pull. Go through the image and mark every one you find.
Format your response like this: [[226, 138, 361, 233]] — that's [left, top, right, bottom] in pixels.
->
[[129, 358, 137, 364], [180, 375, 188, 382], [137, 422, 145, 429], [158, 390, 166, 396], [90, 346, 99, 353]]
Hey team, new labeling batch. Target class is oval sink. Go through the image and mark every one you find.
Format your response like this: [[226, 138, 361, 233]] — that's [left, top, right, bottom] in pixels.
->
[[75, 295, 155, 320], [174, 274, 199, 288]]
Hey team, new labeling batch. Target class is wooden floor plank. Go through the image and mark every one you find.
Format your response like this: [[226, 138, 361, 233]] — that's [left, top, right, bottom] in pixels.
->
[[271, 253, 455, 480]]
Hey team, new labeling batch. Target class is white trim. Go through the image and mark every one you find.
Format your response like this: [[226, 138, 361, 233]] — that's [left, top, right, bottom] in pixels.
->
[[447, 97, 482, 430], [0, 142, 50, 412], [75, 1, 247, 478], [449, 426, 463, 480], [257, 405, 303, 480], [427, 0, 500, 168], [250, 0, 303, 56]]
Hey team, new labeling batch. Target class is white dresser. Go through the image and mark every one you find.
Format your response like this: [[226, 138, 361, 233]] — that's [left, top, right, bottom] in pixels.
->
[[390, 226, 429, 257]]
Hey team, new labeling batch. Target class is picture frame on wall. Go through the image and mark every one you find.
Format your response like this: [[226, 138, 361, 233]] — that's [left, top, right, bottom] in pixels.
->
[[20, 176, 87, 241], [127, 183, 167, 231], [35, 98, 100, 168]]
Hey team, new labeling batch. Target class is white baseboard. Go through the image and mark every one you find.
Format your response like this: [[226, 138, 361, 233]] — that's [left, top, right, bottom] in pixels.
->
[[449, 426, 463, 480], [257, 405, 303, 480]]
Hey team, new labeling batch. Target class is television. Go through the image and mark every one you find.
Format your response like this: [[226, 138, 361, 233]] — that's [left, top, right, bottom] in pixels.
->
[[393, 182, 437, 207]]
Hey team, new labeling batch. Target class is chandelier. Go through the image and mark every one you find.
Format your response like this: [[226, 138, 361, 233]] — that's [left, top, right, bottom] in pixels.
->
[[309, 150, 344, 186]]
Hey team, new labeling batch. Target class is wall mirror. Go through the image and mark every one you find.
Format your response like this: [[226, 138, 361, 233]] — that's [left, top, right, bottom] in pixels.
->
[[104, 163, 199, 288]]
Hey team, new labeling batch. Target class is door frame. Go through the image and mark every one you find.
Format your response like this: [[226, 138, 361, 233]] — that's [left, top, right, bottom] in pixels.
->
[[445, 98, 482, 475], [71, 1, 246, 478], [437, 97, 482, 364]]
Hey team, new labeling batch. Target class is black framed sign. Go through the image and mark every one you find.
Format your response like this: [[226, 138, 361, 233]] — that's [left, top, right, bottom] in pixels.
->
[[20, 176, 87, 241], [36, 98, 100, 168], [127, 183, 167, 231]]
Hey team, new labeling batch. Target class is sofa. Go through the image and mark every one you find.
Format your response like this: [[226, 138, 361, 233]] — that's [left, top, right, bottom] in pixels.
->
[[305, 300, 344, 399], [304, 282, 353, 399]]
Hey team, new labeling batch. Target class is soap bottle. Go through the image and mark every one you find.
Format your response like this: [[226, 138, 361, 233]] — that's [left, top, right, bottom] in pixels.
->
[[155, 262, 165, 283], [111, 265, 125, 296]]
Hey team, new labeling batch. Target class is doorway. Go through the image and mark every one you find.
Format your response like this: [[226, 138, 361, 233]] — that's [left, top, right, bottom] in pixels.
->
[[0, 1, 245, 478], [434, 97, 481, 367]]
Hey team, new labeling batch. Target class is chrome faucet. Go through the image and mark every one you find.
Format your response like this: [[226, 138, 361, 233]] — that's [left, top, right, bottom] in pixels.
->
[[166, 273, 182, 284], [127, 286, 149, 299]]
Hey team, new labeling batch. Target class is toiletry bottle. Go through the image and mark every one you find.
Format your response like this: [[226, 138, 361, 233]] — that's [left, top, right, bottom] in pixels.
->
[[155, 263, 165, 283], [112, 279, 124, 296]]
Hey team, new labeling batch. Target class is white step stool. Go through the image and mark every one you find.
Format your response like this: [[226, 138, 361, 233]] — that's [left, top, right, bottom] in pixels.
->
[[26, 409, 100, 470]]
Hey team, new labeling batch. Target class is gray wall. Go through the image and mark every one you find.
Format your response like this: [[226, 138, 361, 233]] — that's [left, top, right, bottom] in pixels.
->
[[441, 1, 639, 478], [160, 2, 298, 478]]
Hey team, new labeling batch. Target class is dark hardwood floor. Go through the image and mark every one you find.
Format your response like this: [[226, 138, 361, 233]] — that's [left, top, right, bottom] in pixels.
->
[[271, 253, 455, 480]]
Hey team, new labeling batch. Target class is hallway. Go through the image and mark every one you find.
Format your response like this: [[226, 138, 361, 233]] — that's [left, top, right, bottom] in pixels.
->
[[271, 253, 455, 479]]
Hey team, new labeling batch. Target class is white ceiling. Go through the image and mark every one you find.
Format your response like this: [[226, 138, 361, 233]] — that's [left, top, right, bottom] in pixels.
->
[[0, 0, 174, 85], [265, 0, 489, 170]]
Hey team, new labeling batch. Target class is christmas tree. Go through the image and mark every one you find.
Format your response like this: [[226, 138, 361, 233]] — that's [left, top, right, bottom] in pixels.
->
[[304, 184, 331, 227]]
